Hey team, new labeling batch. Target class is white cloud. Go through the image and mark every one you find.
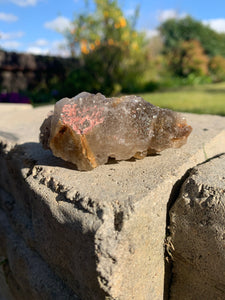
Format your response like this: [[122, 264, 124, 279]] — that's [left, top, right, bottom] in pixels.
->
[[1, 40, 21, 49], [51, 40, 70, 57], [0, 31, 24, 50], [0, 31, 24, 40], [158, 9, 177, 22], [203, 18, 225, 33], [26, 46, 49, 55], [44, 16, 72, 33], [26, 39, 70, 57], [157, 9, 187, 23], [33, 38, 49, 46], [10, 0, 40, 6], [0, 12, 18, 22], [145, 29, 159, 39], [0, 30, 24, 50]]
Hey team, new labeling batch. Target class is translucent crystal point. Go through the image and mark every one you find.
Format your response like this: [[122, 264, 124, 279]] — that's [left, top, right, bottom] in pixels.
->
[[40, 92, 192, 170]]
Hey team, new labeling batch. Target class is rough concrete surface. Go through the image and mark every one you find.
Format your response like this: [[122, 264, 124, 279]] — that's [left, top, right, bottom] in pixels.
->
[[168, 154, 225, 300], [0, 103, 225, 299]]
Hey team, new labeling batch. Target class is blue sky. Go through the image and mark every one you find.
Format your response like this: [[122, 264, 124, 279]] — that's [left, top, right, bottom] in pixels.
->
[[0, 0, 225, 56]]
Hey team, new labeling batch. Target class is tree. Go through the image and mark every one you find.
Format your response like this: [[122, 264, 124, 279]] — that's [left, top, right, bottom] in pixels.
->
[[159, 16, 225, 58], [209, 55, 225, 82], [168, 40, 209, 77], [63, 0, 149, 95]]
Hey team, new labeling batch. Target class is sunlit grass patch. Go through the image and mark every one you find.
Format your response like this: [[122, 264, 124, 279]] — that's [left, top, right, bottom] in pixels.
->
[[139, 82, 225, 116]]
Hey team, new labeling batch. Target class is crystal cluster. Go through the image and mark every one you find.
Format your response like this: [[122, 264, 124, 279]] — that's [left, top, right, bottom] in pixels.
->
[[40, 92, 192, 170]]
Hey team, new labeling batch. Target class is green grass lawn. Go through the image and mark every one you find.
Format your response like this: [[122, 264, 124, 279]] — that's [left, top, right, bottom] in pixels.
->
[[139, 82, 225, 116]]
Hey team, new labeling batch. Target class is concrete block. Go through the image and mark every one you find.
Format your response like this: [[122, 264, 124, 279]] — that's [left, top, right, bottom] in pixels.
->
[[168, 154, 225, 299], [0, 105, 225, 299], [0, 199, 78, 300]]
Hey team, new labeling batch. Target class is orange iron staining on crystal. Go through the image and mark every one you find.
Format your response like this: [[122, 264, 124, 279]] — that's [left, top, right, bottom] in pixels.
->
[[40, 92, 192, 171]]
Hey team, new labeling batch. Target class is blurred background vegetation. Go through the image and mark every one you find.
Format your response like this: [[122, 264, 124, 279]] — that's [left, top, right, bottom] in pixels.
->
[[1, 0, 225, 115], [61, 0, 225, 95]]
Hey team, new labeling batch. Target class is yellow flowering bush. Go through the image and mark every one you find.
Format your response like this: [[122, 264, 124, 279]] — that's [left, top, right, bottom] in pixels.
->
[[64, 0, 149, 95]]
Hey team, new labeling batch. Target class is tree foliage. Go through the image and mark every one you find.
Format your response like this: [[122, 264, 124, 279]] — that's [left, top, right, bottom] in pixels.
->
[[59, 8, 225, 97], [168, 40, 209, 77], [64, 0, 149, 95], [209, 55, 225, 82], [159, 16, 225, 58]]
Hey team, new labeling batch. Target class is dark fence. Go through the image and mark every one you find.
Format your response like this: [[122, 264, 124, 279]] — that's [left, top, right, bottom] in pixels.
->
[[0, 50, 80, 93]]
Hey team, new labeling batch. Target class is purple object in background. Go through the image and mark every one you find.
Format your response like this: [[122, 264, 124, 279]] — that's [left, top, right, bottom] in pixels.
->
[[0, 92, 30, 104]]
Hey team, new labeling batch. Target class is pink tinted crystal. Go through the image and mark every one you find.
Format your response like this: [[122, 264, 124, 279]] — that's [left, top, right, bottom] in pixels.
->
[[40, 92, 192, 171]]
